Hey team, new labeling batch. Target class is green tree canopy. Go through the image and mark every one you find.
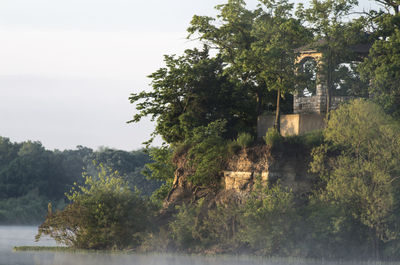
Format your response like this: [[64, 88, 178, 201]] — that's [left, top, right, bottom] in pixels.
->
[[311, 99, 400, 258], [189, 0, 311, 132], [360, 0, 400, 119], [129, 46, 256, 144], [297, 0, 370, 116]]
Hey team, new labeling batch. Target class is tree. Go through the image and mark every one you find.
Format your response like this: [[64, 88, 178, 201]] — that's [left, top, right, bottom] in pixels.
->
[[297, 0, 369, 118], [187, 0, 266, 115], [0, 141, 52, 199], [360, 1, 400, 119], [310, 99, 400, 258], [373, 0, 399, 14], [142, 146, 176, 203], [361, 30, 400, 119], [86, 148, 160, 196], [129, 46, 255, 144], [189, 0, 310, 133], [250, 0, 311, 132]]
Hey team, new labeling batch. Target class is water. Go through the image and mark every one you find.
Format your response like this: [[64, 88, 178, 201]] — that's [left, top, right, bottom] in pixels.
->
[[0, 226, 395, 265]]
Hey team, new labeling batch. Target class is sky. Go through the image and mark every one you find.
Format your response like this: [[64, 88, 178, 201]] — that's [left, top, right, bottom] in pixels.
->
[[0, 0, 379, 151]]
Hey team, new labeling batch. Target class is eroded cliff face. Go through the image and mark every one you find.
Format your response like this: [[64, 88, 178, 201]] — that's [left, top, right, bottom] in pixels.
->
[[164, 144, 313, 208], [223, 145, 312, 194]]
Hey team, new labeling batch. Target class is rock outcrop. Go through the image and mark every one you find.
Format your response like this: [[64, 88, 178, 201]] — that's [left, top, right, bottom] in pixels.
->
[[164, 144, 313, 208]]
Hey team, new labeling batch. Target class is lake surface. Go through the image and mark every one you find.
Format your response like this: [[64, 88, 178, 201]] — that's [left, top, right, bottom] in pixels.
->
[[0, 226, 395, 265]]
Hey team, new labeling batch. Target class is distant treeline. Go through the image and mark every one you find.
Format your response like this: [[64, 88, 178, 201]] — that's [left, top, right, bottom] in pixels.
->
[[0, 137, 161, 224]]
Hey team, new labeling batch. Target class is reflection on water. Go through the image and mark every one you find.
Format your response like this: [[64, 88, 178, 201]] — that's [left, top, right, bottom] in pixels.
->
[[0, 226, 396, 265]]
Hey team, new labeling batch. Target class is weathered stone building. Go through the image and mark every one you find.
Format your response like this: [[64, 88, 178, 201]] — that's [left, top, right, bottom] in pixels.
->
[[257, 41, 370, 137]]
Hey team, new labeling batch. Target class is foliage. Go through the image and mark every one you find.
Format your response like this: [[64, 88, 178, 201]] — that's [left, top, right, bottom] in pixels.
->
[[86, 148, 159, 196], [201, 200, 243, 249], [0, 136, 158, 224], [169, 199, 207, 251], [167, 181, 301, 256], [36, 164, 154, 250], [301, 196, 370, 259], [360, 29, 400, 119], [227, 140, 242, 155], [241, 181, 299, 255], [128, 46, 255, 144], [186, 120, 229, 186], [297, 0, 369, 114], [189, 0, 310, 133], [263, 128, 282, 148], [187, 0, 270, 116], [142, 146, 176, 204], [0, 189, 49, 225], [284, 130, 324, 149], [310, 99, 400, 258], [235, 132, 254, 149]]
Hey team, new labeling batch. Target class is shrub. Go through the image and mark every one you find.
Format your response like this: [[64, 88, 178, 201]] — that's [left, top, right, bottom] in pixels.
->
[[235, 132, 254, 148], [263, 128, 282, 148], [36, 164, 154, 250], [241, 182, 299, 255], [169, 199, 207, 250], [143, 147, 176, 205], [284, 130, 324, 148], [201, 200, 243, 248], [301, 130, 324, 147], [227, 140, 241, 155], [186, 120, 229, 186]]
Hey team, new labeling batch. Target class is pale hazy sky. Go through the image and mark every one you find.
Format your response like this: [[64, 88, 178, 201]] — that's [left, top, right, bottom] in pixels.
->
[[0, 0, 378, 151]]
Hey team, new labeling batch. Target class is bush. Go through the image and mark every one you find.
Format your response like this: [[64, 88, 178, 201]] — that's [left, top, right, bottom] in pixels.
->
[[284, 130, 324, 148], [263, 128, 282, 148], [241, 182, 299, 255], [301, 130, 324, 147], [143, 147, 176, 205], [36, 164, 154, 250], [227, 140, 241, 155], [186, 120, 229, 186], [169, 199, 206, 251], [235, 132, 254, 148]]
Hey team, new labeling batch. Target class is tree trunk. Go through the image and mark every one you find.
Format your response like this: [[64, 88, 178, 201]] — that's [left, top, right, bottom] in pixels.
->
[[275, 88, 281, 134], [326, 52, 333, 120], [326, 82, 331, 120], [256, 90, 263, 116], [374, 232, 380, 260]]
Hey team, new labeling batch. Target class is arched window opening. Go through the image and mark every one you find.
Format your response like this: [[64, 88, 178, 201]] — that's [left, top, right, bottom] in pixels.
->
[[298, 57, 318, 97]]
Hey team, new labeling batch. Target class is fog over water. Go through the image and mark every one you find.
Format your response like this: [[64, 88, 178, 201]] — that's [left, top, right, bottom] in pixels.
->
[[0, 226, 395, 265], [0, 226, 396, 265]]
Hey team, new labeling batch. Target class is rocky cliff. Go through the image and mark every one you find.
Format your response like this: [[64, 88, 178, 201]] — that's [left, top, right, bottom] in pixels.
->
[[164, 143, 314, 209]]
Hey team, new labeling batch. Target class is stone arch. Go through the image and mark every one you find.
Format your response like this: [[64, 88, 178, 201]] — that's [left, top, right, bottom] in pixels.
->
[[293, 50, 327, 114], [296, 52, 322, 65], [298, 56, 319, 96]]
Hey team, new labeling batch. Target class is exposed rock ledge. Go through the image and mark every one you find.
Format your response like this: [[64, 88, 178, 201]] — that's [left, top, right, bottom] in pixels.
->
[[165, 144, 313, 208]]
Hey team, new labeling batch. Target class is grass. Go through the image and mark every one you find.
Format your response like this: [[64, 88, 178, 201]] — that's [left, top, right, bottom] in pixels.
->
[[14, 246, 70, 252], [13, 246, 133, 253]]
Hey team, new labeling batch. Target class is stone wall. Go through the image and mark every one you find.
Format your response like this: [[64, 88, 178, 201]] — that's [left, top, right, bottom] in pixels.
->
[[298, 113, 325, 134], [257, 113, 325, 138], [294, 91, 353, 114], [294, 95, 325, 114]]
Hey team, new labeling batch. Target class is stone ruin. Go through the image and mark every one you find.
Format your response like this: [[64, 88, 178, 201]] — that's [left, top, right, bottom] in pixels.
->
[[257, 41, 370, 138]]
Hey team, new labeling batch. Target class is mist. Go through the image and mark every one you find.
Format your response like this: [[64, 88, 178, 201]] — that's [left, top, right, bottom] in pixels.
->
[[1, 226, 395, 265]]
